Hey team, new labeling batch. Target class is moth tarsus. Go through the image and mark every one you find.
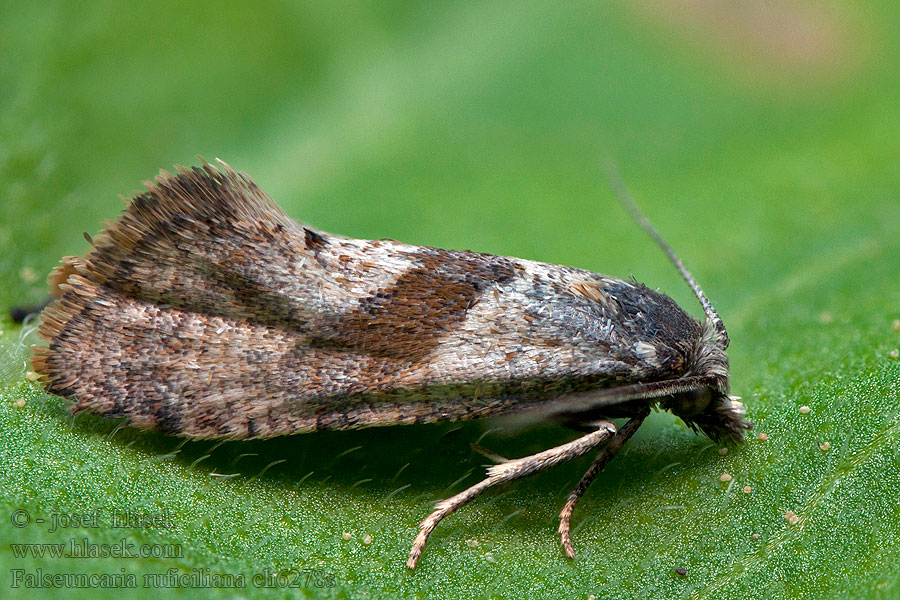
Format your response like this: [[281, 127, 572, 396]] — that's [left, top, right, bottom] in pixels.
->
[[557, 413, 647, 560], [408, 419, 618, 569], [33, 158, 750, 570]]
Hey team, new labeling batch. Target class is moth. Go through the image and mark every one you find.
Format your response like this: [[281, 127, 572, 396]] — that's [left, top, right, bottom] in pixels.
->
[[33, 159, 750, 569]]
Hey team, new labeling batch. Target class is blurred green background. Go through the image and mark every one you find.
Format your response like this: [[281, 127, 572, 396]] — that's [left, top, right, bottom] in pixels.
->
[[2, 1, 899, 598]]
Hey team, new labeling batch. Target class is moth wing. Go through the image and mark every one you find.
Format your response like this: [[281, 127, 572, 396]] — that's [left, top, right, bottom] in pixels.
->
[[34, 162, 529, 437], [47, 160, 347, 329], [34, 161, 694, 439]]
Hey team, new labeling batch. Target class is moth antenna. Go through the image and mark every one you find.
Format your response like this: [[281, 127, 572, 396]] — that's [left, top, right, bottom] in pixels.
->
[[601, 159, 729, 349]]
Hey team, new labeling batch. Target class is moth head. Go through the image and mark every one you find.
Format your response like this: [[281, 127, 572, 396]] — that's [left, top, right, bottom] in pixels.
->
[[665, 388, 749, 443], [662, 319, 750, 442], [601, 163, 749, 441]]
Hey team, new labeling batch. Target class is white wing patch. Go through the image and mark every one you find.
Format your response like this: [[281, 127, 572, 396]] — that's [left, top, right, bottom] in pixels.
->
[[634, 341, 659, 366]]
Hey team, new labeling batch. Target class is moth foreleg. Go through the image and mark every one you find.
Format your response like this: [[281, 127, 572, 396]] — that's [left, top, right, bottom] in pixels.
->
[[558, 412, 648, 559], [407, 420, 618, 569]]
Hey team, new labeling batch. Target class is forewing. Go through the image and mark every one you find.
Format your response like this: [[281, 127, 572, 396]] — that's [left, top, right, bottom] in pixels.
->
[[35, 162, 690, 438]]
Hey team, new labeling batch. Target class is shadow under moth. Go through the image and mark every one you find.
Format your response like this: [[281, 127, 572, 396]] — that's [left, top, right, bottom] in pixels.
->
[[33, 159, 750, 569]]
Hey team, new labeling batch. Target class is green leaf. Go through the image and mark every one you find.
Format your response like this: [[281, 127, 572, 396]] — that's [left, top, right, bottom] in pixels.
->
[[2, 2, 899, 599]]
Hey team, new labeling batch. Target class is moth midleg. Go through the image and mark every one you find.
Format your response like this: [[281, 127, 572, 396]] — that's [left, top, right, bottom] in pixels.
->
[[558, 412, 648, 558], [407, 420, 618, 569]]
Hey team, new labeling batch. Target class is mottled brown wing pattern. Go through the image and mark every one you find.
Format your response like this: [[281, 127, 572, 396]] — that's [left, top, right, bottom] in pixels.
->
[[34, 161, 701, 438]]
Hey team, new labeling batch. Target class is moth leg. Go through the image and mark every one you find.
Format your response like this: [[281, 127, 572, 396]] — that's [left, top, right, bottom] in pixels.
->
[[558, 412, 648, 559], [469, 443, 509, 464], [407, 420, 618, 569]]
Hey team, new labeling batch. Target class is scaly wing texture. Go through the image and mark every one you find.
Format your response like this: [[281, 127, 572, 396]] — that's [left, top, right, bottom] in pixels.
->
[[33, 162, 698, 438]]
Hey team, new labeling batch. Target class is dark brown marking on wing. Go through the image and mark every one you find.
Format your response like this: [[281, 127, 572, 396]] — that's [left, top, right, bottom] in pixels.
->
[[201, 260, 308, 332], [312, 248, 517, 361], [304, 227, 327, 250]]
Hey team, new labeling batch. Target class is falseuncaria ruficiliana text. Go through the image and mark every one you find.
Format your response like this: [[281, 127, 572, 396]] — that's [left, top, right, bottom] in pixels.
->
[[33, 159, 750, 568]]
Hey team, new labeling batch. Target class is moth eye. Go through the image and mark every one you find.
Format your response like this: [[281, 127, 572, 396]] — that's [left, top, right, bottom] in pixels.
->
[[669, 388, 713, 417]]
